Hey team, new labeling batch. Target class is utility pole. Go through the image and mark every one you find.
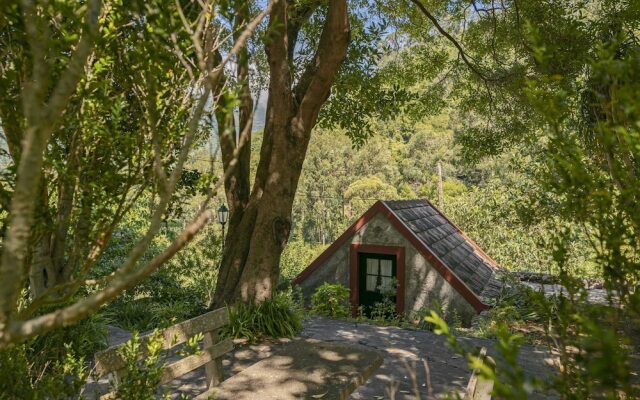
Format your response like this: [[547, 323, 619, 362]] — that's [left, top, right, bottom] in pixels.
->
[[437, 161, 444, 210]]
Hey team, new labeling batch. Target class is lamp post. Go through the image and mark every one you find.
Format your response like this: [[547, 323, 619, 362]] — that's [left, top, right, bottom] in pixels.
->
[[217, 204, 229, 256]]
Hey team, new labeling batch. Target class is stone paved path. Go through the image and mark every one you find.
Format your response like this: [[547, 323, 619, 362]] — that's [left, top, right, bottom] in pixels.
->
[[198, 339, 383, 400], [300, 317, 554, 399], [97, 317, 557, 399]]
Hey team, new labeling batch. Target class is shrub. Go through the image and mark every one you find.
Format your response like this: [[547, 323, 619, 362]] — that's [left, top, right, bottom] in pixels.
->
[[311, 283, 350, 318], [31, 310, 109, 363], [0, 302, 106, 398], [221, 291, 304, 343], [104, 296, 209, 332], [471, 282, 547, 340], [369, 298, 400, 325], [0, 345, 32, 398], [0, 316, 102, 399], [94, 217, 218, 332], [0, 344, 84, 400], [103, 298, 157, 331], [114, 330, 167, 400]]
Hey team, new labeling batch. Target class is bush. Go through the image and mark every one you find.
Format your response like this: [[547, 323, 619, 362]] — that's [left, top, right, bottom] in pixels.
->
[[221, 291, 304, 343], [471, 282, 547, 340], [0, 344, 88, 399], [97, 224, 218, 333], [114, 330, 167, 400], [0, 313, 105, 399], [369, 298, 400, 325], [103, 296, 207, 332], [94, 212, 219, 333], [311, 283, 350, 318], [31, 310, 109, 362]]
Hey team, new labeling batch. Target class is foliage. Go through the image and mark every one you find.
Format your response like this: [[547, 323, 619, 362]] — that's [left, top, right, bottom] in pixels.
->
[[114, 330, 167, 400], [367, 297, 400, 325], [310, 283, 351, 318], [426, 310, 540, 399], [443, 176, 582, 275], [292, 121, 590, 276], [387, 2, 640, 395], [33, 307, 109, 363], [0, 0, 253, 350], [0, 0, 204, 294], [548, 288, 638, 398], [319, 2, 450, 144], [96, 211, 220, 331], [345, 176, 399, 216], [221, 291, 304, 343], [103, 297, 206, 333], [279, 240, 326, 283], [0, 0, 638, 397], [0, 314, 104, 399], [470, 281, 548, 340], [0, 344, 88, 400], [524, 13, 640, 398]]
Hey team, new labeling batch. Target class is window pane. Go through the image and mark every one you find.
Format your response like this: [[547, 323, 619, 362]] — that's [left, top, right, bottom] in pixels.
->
[[366, 275, 378, 291], [380, 259, 392, 276], [380, 277, 395, 292], [366, 258, 379, 275]]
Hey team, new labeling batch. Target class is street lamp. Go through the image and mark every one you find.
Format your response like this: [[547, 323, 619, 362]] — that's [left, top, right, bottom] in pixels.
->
[[217, 204, 229, 254]]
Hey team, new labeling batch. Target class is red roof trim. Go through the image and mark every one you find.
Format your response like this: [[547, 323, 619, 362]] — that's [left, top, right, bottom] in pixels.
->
[[292, 201, 388, 285], [293, 200, 490, 312]]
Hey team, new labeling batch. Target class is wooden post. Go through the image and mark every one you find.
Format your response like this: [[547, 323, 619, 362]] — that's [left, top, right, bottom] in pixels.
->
[[437, 161, 444, 210], [204, 329, 225, 388], [464, 347, 494, 400]]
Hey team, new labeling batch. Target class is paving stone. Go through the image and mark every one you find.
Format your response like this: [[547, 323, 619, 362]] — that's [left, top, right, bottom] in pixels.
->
[[95, 317, 557, 399], [198, 339, 382, 400]]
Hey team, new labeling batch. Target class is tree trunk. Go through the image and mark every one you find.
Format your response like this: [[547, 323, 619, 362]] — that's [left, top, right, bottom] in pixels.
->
[[212, 0, 349, 306], [25, 131, 82, 299], [29, 235, 59, 297]]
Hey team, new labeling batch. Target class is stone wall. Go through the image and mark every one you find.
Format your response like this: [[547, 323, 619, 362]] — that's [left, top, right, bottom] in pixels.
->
[[297, 213, 478, 325]]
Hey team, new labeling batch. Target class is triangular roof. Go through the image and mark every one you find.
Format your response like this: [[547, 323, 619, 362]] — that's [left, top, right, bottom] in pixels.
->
[[293, 199, 503, 311]]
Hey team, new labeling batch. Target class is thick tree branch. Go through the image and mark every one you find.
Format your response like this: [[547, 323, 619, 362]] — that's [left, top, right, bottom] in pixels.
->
[[286, 0, 322, 62], [294, 0, 350, 131], [218, 0, 255, 221]]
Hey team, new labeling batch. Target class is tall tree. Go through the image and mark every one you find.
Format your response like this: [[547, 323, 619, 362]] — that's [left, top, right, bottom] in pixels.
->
[[212, 0, 350, 305], [0, 0, 269, 348]]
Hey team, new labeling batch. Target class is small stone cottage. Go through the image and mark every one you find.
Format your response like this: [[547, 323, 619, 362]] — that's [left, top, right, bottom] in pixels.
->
[[293, 199, 503, 324]]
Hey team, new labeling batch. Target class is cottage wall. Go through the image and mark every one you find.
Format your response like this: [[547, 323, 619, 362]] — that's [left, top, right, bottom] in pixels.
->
[[297, 213, 478, 325]]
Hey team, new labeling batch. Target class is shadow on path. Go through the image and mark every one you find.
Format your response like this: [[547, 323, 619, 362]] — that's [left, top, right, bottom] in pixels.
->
[[97, 317, 557, 399]]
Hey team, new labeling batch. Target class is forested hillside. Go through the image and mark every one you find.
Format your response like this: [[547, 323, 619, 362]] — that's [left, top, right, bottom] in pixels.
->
[[188, 108, 594, 282]]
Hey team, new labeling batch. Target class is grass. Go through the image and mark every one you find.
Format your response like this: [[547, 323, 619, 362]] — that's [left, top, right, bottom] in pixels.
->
[[221, 291, 304, 343]]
